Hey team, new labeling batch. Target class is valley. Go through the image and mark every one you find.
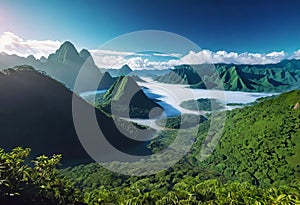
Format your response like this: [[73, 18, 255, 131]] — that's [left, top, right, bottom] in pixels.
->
[[0, 41, 299, 204]]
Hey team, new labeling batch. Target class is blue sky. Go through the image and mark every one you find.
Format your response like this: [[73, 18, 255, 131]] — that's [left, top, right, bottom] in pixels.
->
[[1, 0, 300, 68], [1, 0, 300, 53]]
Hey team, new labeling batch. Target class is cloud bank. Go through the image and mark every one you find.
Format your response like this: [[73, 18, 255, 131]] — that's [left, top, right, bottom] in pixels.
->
[[1, 32, 300, 69], [180, 50, 288, 65], [0, 32, 61, 59]]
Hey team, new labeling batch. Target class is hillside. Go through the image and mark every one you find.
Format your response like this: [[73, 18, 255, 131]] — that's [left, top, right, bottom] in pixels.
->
[[155, 61, 300, 92], [118, 64, 133, 76], [60, 89, 300, 204], [0, 66, 152, 166], [101, 76, 163, 118], [97, 71, 116, 89], [196, 90, 300, 186]]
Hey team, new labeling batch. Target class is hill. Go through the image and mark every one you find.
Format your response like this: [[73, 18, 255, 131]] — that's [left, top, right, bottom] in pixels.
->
[[196, 90, 300, 186], [97, 71, 117, 89], [118, 64, 133, 76], [60, 90, 300, 203], [101, 76, 163, 118], [0, 66, 152, 166], [155, 61, 300, 92]]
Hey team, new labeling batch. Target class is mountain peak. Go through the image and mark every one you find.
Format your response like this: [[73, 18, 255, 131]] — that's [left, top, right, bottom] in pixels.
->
[[48, 41, 80, 63], [27, 55, 36, 59], [79, 49, 92, 59], [40, 56, 47, 63], [60, 41, 76, 49], [118, 64, 133, 76], [102, 76, 162, 118]]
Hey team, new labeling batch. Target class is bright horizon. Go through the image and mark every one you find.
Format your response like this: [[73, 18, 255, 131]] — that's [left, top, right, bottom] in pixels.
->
[[1, 0, 300, 69], [1, 31, 300, 70]]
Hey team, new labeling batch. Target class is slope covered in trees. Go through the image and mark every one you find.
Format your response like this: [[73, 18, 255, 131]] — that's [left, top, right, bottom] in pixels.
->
[[100, 76, 163, 118], [0, 66, 152, 166], [155, 61, 300, 92], [57, 89, 300, 204], [198, 90, 300, 186]]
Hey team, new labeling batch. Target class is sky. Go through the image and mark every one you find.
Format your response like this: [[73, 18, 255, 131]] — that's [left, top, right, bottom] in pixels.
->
[[1, 0, 300, 69]]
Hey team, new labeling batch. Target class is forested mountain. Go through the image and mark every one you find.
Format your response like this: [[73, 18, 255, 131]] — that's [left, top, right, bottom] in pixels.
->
[[198, 89, 300, 186], [0, 66, 152, 166], [59, 89, 300, 204], [155, 60, 300, 92], [100, 76, 163, 118]]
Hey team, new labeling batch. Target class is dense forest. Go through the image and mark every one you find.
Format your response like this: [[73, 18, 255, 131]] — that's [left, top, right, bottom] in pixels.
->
[[1, 89, 300, 204]]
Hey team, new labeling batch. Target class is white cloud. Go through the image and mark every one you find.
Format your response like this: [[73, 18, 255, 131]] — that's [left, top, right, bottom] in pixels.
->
[[0, 31, 298, 69], [180, 50, 287, 65], [89, 49, 290, 70], [290, 49, 300, 59], [89, 49, 133, 68], [0, 32, 61, 59], [152, 52, 182, 58]]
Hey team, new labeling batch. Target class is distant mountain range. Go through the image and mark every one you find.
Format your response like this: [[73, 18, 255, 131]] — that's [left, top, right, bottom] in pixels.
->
[[0, 66, 153, 166], [155, 60, 300, 92], [2, 41, 300, 93], [0, 42, 116, 91], [106, 66, 169, 78]]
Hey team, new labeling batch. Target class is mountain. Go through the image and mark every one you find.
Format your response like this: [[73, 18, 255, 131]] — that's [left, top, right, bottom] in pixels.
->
[[201, 89, 300, 186], [0, 52, 41, 69], [118, 64, 133, 76], [131, 69, 170, 78], [101, 76, 163, 118], [98, 71, 116, 89], [0, 42, 106, 91], [40, 56, 47, 63], [48, 41, 80, 64], [155, 65, 202, 84], [0, 66, 152, 166], [45, 41, 103, 90], [131, 75, 146, 82], [155, 60, 300, 92], [106, 68, 169, 77]]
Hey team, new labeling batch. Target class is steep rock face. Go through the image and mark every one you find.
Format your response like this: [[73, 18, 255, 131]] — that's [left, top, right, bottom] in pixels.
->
[[45, 41, 102, 90], [101, 76, 163, 118], [48, 41, 80, 64], [0, 66, 152, 166]]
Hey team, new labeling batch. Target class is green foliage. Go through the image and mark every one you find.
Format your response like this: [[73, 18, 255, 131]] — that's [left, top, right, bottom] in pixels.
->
[[200, 90, 300, 186], [156, 62, 300, 92], [0, 147, 84, 205], [100, 76, 163, 118], [62, 162, 300, 205], [180, 98, 224, 111], [156, 114, 207, 129]]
